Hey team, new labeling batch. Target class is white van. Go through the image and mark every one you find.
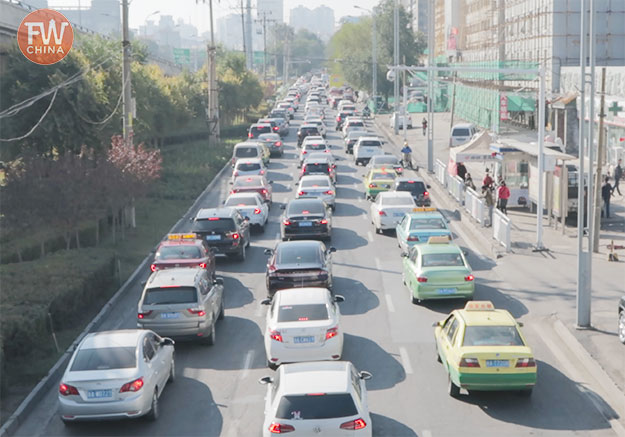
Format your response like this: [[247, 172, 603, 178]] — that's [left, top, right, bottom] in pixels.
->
[[353, 136, 385, 166], [450, 123, 478, 147], [231, 142, 263, 167]]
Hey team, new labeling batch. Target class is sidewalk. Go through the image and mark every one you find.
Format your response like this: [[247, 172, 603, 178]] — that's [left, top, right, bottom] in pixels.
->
[[373, 113, 625, 398]]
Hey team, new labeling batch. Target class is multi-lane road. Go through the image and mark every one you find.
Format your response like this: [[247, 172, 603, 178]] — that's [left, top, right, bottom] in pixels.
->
[[13, 102, 618, 437]]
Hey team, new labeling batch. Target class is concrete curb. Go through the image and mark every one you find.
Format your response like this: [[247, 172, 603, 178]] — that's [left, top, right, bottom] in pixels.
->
[[0, 160, 231, 437]]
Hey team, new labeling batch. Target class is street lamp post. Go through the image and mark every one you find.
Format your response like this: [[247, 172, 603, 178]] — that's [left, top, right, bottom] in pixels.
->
[[354, 6, 377, 112], [393, 0, 399, 135]]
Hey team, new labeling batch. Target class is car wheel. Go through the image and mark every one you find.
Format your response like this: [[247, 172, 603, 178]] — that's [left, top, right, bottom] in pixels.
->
[[145, 390, 159, 421], [267, 360, 279, 371], [447, 374, 460, 398], [206, 322, 216, 346], [518, 388, 533, 397], [411, 292, 419, 305], [218, 299, 225, 320], [375, 226, 382, 234], [237, 244, 246, 262], [61, 419, 75, 427], [259, 223, 265, 233], [619, 312, 625, 344], [168, 355, 176, 382]]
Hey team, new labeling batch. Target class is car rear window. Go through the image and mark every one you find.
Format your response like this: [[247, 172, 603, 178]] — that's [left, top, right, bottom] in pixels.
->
[[463, 326, 524, 347], [306, 143, 326, 151], [360, 140, 381, 148], [71, 347, 136, 371], [301, 127, 319, 134], [237, 162, 261, 172], [225, 196, 257, 206], [287, 200, 325, 215], [348, 121, 364, 127], [301, 179, 330, 188], [410, 218, 446, 230], [233, 177, 263, 188], [192, 218, 236, 233], [304, 163, 330, 174], [453, 128, 471, 137], [276, 245, 322, 264], [397, 181, 426, 194], [235, 147, 259, 158], [156, 246, 202, 260], [251, 126, 271, 135], [373, 157, 398, 165], [276, 394, 357, 420], [144, 286, 198, 305], [278, 304, 329, 322], [371, 172, 395, 180], [381, 196, 414, 206], [421, 253, 464, 267]]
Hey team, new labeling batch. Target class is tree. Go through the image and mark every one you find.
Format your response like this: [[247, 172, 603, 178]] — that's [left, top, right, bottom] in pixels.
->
[[216, 51, 263, 125]]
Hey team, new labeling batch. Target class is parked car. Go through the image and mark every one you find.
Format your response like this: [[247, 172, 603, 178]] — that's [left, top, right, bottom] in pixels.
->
[[450, 123, 478, 147], [390, 112, 413, 129]]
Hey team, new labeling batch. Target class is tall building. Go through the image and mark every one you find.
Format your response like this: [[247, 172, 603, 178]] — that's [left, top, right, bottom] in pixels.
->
[[257, 0, 284, 23], [289, 5, 335, 41], [54, 0, 120, 36], [289, 5, 310, 32], [400, 0, 428, 35], [217, 14, 244, 50]]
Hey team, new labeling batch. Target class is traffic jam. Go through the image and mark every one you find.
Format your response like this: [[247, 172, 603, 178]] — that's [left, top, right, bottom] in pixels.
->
[[56, 75, 538, 436]]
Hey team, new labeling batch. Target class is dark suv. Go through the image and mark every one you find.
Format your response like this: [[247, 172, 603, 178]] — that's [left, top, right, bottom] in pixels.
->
[[297, 124, 321, 147], [191, 208, 251, 261], [394, 177, 431, 206]]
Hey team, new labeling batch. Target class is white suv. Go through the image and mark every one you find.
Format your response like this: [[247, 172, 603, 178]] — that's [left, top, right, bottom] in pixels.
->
[[353, 137, 384, 166]]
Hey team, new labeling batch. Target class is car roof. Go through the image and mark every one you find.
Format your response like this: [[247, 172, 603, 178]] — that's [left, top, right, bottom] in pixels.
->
[[372, 155, 398, 162], [251, 123, 271, 128], [359, 136, 382, 141], [81, 329, 144, 349], [235, 158, 263, 164], [159, 238, 204, 248], [456, 308, 517, 327], [396, 176, 425, 183], [259, 133, 280, 139], [453, 123, 475, 129], [227, 192, 263, 200], [300, 175, 331, 182], [233, 175, 266, 185], [408, 210, 445, 219], [235, 142, 261, 148], [277, 240, 323, 251], [304, 157, 330, 164], [146, 267, 203, 289], [195, 207, 235, 219], [300, 124, 318, 128], [378, 191, 414, 199], [280, 362, 351, 395], [417, 241, 462, 255], [275, 287, 330, 305]]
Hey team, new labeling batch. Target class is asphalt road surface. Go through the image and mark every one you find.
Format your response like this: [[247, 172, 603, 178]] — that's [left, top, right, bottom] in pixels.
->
[[14, 103, 617, 437]]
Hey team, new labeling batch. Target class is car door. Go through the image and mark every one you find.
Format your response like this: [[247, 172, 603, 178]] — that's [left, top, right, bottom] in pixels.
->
[[323, 245, 333, 280], [142, 335, 159, 395], [441, 317, 460, 373], [148, 333, 169, 390], [397, 215, 408, 245], [372, 196, 382, 227], [235, 212, 249, 244], [405, 246, 420, 290], [199, 275, 216, 325]]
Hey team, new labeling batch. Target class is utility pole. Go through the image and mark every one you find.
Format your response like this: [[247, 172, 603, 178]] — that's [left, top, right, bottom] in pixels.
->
[[393, 0, 399, 135], [592, 67, 607, 253], [426, 0, 435, 172], [121, 0, 133, 146], [284, 38, 289, 85], [372, 13, 377, 112], [255, 11, 276, 83], [202, 0, 219, 144], [245, 0, 253, 70], [449, 71, 457, 134], [240, 0, 246, 58]]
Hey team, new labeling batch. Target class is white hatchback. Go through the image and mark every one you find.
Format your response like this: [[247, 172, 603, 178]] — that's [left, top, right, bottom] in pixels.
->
[[224, 192, 269, 230], [232, 158, 266, 183], [259, 361, 373, 437], [370, 191, 417, 232], [296, 175, 336, 209], [261, 288, 344, 369]]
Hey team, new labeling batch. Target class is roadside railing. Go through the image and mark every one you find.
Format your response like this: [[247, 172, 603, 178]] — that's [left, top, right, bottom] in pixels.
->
[[464, 187, 486, 226], [447, 174, 465, 205], [492, 208, 511, 251], [434, 159, 447, 187]]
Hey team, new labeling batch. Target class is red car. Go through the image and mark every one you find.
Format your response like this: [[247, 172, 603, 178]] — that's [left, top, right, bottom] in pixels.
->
[[151, 233, 216, 278], [231, 175, 273, 205]]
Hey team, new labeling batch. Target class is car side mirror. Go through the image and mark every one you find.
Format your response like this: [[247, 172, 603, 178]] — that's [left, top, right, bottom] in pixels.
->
[[269, 180, 274, 184], [264, 248, 273, 255], [229, 181, 233, 185], [213, 277, 224, 286], [161, 337, 175, 346], [244, 217, 250, 221], [359, 371, 372, 380], [141, 280, 147, 286], [432, 321, 441, 327], [517, 321, 524, 327], [334, 295, 345, 303], [258, 376, 274, 384], [400, 252, 408, 258], [328, 247, 337, 253], [427, 184, 431, 189], [280, 204, 286, 210], [463, 250, 468, 256], [261, 298, 272, 305]]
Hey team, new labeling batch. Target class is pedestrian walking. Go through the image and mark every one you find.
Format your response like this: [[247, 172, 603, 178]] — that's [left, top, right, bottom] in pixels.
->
[[456, 162, 467, 181], [614, 159, 622, 196], [422, 117, 427, 136], [497, 181, 511, 214], [483, 168, 494, 188], [602, 176, 613, 218], [482, 185, 495, 226], [465, 173, 476, 191]]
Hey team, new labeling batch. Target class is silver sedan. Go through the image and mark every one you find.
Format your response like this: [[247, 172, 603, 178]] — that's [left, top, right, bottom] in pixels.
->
[[58, 329, 175, 424]]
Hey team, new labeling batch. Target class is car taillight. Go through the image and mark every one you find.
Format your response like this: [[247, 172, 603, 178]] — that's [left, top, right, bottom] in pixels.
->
[[417, 276, 428, 283], [187, 308, 206, 317], [233, 171, 239, 176], [276, 142, 282, 146], [340, 418, 367, 430], [378, 211, 387, 216], [407, 235, 419, 241], [261, 189, 268, 194], [424, 191, 429, 197], [273, 126, 279, 131], [268, 422, 294, 433], [150, 264, 157, 272], [302, 150, 307, 154], [298, 191, 306, 196], [516, 357, 536, 368], [137, 310, 152, 319], [459, 358, 481, 368], [254, 208, 261, 214], [283, 219, 291, 226], [320, 219, 328, 224], [120, 377, 144, 393], [269, 330, 283, 342], [59, 383, 79, 396], [324, 190, 334, 195], [397, 167, 404, 172], [260, 170, 265, 175], [369, 183, 377, 188], [465, 274, 474, 281], [325, 327, 338, 340], [230, 232, 240, 240], [248, 133, 253, 138], [199, 262, 207, 268]]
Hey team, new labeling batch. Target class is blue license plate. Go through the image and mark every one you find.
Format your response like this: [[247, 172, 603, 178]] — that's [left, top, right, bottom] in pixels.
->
[[393, 212, 404, 217], [160, 312, 180, 319], [486, 360, 509, 367], [299, 221, 313, 227], [294, 336, 315, 344], [206, 235, 221, 241], [87, 389, 112, 399], [437, 288, 457, 295]]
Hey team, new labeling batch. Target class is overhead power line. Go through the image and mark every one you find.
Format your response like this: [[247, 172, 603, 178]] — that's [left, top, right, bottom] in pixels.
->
[[0, 89, 58, 142]]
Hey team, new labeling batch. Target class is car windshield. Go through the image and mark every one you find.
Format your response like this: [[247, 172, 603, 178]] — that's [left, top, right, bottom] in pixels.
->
[[287, 200, 325, 215], [453, 128, 471, 137], [381, 196, 414, 206], [304, 163, 330, 174], [225, 196, 257, 206], [410, 218, 446, 230], [360, 140, 381, 147], [192, 218, 236, 233], [301, 179, 330, 188], [278, 304, 329, 322], [276, 245, 321, 264], [421, 253, 464, 267], [233, 177, 263, 188], [397, 181, 426, 194], [71, 347, 136, 371], [156, 245, 202, 260], [235, 147, 258, 158], [276, 394, 357, 420], [144, 286, 198, 305], [463, 326, 524, 347], [237, 163, 261, 172], [371, 172, 395, 180]]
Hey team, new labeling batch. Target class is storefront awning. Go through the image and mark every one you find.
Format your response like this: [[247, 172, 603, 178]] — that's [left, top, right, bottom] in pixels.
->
[[450, 131, 500, 163]]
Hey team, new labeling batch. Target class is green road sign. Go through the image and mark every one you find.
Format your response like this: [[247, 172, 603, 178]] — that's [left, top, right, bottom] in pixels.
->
[[173, 48, 191, 65]]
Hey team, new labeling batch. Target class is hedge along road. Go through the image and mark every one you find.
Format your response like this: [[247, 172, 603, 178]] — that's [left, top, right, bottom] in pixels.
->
[[9, 104, 618, 437]]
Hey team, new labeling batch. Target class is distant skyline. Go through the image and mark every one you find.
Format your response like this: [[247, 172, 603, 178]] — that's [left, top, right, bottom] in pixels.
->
[[48, 0, 380, 37]]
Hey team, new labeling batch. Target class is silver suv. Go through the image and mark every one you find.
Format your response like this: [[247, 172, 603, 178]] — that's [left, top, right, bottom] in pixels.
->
[[137, 267, 224, 345]]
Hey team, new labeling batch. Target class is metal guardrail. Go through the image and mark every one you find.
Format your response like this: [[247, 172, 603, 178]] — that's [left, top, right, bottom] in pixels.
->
[[464, 187, 486, 227], [492, 208, 511, 251], [434, 159, 447, 187], [447, 174, 465, 205]]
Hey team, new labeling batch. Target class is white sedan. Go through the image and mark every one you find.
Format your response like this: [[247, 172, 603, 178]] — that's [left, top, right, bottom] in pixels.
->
[[261, 287, 345, 369], [296, 175, 336, 209], [300, 140, 331, 167], [259, 361, 373, 437], [231, 158, 266, 183], [224, 192, 269, 230], [370, 191, 417, 233]]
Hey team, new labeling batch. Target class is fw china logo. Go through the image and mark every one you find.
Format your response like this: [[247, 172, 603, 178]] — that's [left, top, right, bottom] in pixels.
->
[[17, 9, 74, 65]]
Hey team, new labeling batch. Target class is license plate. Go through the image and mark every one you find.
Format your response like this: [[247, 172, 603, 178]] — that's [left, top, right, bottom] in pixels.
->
[[437, 288, 457, 295], [294, 336, 315, 344], [299, 221, 313, 227], [486, 360, 509, 367], [206, 235, 221, 241], [87, 389, 112, 399], [382, 184, 390, 188], [160, 312, 180, 319], [393, 212, 404, 217]]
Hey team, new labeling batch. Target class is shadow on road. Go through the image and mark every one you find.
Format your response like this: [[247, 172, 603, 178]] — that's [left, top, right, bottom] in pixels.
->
[[370, 413, 417, 437], [333, 202, 366, 217], [474, 281, 529, 318], [333, 276, 380, 315], [336, 186, 363, 200], [220, 275, 254, 309], [337, 174, 361, 186], [331, 227, 368, 250], [342, 334, 405, 391]]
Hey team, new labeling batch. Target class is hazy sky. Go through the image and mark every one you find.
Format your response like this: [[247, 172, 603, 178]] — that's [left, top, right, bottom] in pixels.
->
[[49, 0, 380, 35]]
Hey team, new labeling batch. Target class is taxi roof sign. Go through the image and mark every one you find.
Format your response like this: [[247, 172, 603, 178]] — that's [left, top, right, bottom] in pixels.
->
[[427, 236, 450, 244], [167, 233, 198, 241], [464, 301, 495, 311], [412, 207, 437, 212]]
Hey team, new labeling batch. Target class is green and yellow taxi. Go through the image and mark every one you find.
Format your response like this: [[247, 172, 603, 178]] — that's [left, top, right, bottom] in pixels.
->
[[401, 237, 474, 303], [396, 208, 452, 252], [364, 169, 397, 200], [434, 301, 537, 397], [258, 142, 271, 165]]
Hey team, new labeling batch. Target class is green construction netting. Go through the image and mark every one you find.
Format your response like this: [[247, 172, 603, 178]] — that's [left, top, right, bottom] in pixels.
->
[[506, 95, 536, 112]]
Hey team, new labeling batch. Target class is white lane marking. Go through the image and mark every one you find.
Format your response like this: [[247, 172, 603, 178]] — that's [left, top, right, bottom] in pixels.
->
[[275, 232, 280, 241], [385, 293, 395, 313], [375, 257, 381, 270], [399, 347, 413, 374], [367, 231, 374, 242], [422, 431, 433, 437], [242, 349, 254, 379], [357, 196, 363, 204], [361, 212, 368, 221], [255, 301, 265, 318]]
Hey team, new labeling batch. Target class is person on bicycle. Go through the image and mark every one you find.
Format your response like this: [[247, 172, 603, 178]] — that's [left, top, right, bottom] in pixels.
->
[[362, 106, 371, 118], [401, 141, 413, 169], [421, 117, 428, 136]]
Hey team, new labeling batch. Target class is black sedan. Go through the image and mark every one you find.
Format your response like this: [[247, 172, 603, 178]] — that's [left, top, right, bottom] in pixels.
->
[[280, 198, 332, 241], [264, 240, 336, 296], [393, 177, 431, 206]]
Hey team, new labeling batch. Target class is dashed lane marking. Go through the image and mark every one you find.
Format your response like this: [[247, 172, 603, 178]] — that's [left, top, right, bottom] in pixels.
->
[[399, 347, 413, 374], [375, 257, 381, 270], [241, 349, 254, 379], [367, 231, 374, 242], [385, 293, 395, 313]]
